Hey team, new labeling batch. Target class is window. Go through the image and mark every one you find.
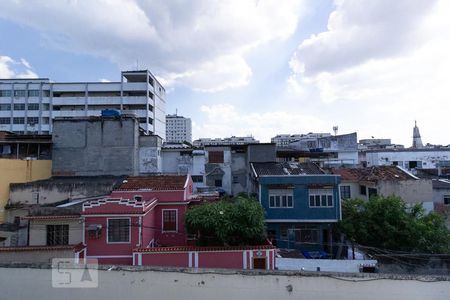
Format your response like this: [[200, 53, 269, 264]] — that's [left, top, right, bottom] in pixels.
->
[[360, 185, 367, 195], [0, 104, 11, 110], [340, 186, 351, 199], [42, 117, 50, 124], [252, 257, 267, 270], [309, 189, 333, 207], [27, 117, 39, 125], [13, 103, 25, 110], [232, 176, 239, 184], [368, 188, 378, 198], [13, 117, 24, 124], [107, 218, 130, 243], [444, 195, 450, 205], [46, 225, 69, 246], [28, 90, 40, 97], [269, 190, 294, 208], [134, 195, 143, 202], [0, 118, 10, 124], [191, 175, 203, 183], [14, 90, 26, 97], [0, 90, 12, 97], [28, 103, 40, 110], [214, 179, 222, 187], [208, 151, 224, 163], [162, 210, 177, 232]]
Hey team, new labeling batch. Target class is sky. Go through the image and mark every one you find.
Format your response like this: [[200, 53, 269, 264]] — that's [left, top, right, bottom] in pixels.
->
[[0, 0, 449, 146]]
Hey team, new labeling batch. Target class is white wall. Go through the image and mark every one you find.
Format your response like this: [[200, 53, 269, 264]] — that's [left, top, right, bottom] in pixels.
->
[[0, 266, 448, 300], [365, 150, 450, 168]]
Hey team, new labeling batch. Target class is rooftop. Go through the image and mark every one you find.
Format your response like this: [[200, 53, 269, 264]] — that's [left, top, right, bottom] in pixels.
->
[[116, 175, 188, 191], [432, 179, 450, 189], [332, 166, 416, 182], [251, 162, 324, 176]]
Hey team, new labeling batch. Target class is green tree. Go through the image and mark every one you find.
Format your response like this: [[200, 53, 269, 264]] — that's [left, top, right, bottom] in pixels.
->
[[185, 195, 266, 246], [339, 195, 450, 253]]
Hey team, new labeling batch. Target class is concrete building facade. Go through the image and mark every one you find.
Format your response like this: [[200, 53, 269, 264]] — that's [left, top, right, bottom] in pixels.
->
[[0, 70, 166, 138], [52, 115, 162, 176], [165, 114, 192, 143]]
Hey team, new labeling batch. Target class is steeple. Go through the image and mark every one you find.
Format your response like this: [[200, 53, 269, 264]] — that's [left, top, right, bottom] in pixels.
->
[[412, 120, 423, 148]]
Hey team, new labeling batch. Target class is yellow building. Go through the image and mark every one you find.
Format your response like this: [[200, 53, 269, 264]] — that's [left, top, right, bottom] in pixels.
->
[[0, 159, 52, 222]]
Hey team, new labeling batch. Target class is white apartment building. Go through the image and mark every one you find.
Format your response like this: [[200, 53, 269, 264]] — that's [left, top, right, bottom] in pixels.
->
[[0, 70, 166, 138], [166, 114, 192, 143]]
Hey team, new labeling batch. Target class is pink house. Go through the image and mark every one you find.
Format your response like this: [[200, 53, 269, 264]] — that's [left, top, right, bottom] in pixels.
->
[[82, 175, 276, 270]]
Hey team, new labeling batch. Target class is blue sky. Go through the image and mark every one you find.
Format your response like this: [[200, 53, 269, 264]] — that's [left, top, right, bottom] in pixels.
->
[[0, 0, 449, 146]]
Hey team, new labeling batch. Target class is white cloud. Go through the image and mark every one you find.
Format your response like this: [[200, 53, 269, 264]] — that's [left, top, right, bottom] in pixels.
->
[[292, 0, 437, 76], [0, 55, 38, 79], [0, 0, 305, 92], [193, 104, 326, 142], [288, 0, 450, 146]]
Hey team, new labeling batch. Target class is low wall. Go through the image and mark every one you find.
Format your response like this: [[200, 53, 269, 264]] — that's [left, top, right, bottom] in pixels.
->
[[0, 265, 449, 300], [0, 248, 74, 264], [277, 258, 378, 273]]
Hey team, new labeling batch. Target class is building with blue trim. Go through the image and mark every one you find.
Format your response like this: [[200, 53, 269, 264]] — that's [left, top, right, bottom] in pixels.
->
[[251, 162, 341, 255]]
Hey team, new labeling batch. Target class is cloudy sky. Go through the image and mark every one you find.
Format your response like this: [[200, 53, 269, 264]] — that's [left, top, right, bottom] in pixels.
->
[[0, 0, 448, 146]]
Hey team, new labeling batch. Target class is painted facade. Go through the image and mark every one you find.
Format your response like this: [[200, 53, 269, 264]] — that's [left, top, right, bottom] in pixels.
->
[[251, 162, 341, 254], [0, 159, 52, 222], [81, 174, 275, 269]]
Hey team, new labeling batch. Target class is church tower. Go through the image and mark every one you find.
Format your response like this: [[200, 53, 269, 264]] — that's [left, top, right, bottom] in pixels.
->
[[412, 121, 424, 148]]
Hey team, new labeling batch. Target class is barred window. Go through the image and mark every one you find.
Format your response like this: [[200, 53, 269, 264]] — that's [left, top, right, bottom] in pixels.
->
[[107, 218, 130, 243], [46, 225, 69, 246], [162, 210, 177, 232]]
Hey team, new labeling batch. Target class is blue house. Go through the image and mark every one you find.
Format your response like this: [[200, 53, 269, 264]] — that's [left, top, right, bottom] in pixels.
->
[[251, 162, 341, 255]]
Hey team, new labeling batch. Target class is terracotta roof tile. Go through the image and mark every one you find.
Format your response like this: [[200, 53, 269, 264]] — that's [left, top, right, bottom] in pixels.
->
[[117, 175, 188, 191]]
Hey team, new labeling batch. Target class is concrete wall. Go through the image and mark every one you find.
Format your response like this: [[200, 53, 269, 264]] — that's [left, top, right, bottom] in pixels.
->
[[379, 179, 433, 204], [0, 266, 448, 300], [0, 250, 73, 264], [139, 135, 162, 174], [0, 159, 52, 221], [277, 258, 378, 273], [9, 177, 122, 207], [29, 219, 82, 246], [52, 117, 140, 176]]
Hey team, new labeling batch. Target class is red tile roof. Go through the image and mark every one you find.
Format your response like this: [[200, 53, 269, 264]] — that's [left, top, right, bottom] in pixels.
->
[[332, 166, 416, 182], [116, 175, 188, 191], [134, 245, 275, 253]]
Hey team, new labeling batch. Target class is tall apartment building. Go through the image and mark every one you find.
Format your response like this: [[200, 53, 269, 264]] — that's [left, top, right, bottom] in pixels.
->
[[166, 114, 192, 143], [0, 70, 166, 138]]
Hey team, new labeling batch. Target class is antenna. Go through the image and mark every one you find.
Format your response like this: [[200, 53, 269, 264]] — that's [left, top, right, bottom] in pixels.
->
[[136, 59, 139, 71], [333, 126, 338, 136]]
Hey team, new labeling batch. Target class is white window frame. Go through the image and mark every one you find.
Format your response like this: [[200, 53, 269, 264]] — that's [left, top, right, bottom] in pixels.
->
[[340, 185, 351, 200], [106, 217, 131, 244], [268, 189, 294, 208], [308, 188, 334, 208], [162, 209, 178, 233]]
